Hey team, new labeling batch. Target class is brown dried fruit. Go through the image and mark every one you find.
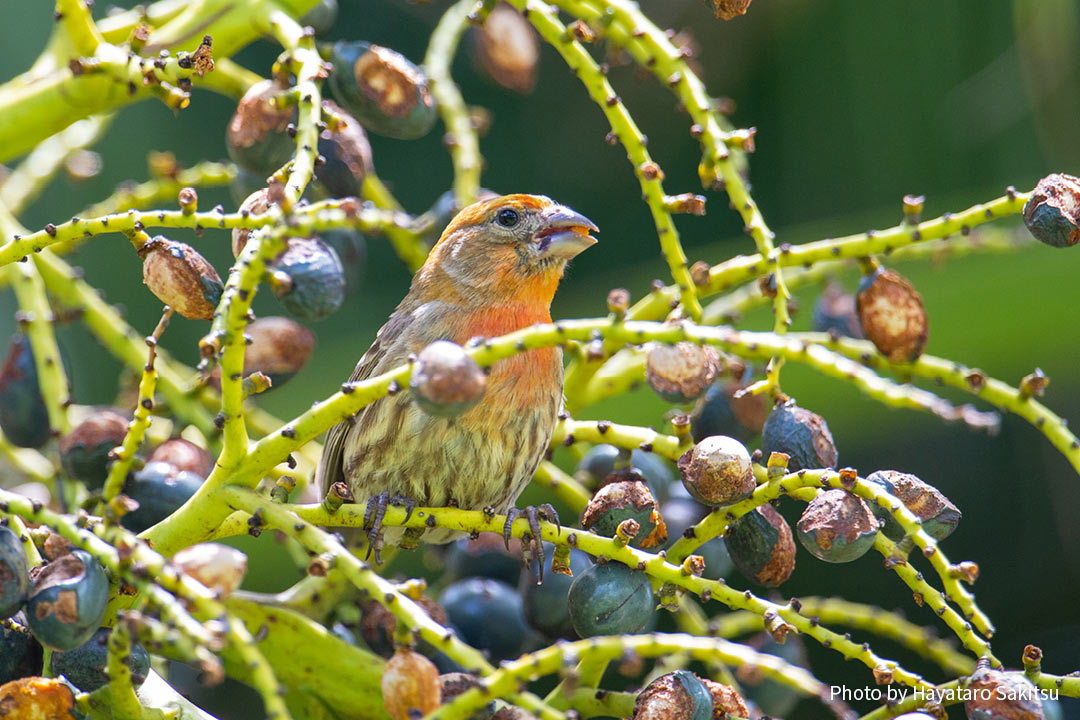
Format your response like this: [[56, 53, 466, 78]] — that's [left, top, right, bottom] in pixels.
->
[[1023, 173, 1080, 248], [473, 3, 540, 93], [410, 341, 487, 417], [242, 316, 316, 388], [225, 79, 295, 174], [148, 438, 214, 479], [711, 0, 752, 20], [58, 409, 129, 488], [856, 268, 929, 363], [646, 342, 720, 404], [677, 435, 756, 507], [172, 543, 247, 598], [140, 237, 224, 320], [634, 670, 712, 720], [582, 478, 667, 547], [700, 678, 749, 720], [381, 648, 440, 720], [725, 505, 796, 587], [232, 188, 273, 257], [964, 664, 1043, 720], [866, 470, 960, 542], [796, 489, 879, 563]]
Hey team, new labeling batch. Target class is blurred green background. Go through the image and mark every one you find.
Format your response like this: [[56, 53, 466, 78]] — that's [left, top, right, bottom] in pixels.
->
[[3, 0, 1080, 717]]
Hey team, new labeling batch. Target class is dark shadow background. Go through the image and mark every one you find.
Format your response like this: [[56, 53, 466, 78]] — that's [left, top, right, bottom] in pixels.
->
[[2, 0, 1079, 717]]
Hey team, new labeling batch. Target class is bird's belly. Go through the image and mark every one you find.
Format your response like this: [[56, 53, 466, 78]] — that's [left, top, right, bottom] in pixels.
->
[[342, 386, 557, 543]]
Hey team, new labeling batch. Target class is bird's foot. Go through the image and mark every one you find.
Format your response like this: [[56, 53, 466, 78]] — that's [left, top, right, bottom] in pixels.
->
[[362, 492, 416, 564], [503, 503, 560, 583]]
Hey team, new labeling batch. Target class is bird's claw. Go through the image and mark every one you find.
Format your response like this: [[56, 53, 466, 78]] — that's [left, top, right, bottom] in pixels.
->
[[504, 504, 561, 584], [362, 492, 419, 564]]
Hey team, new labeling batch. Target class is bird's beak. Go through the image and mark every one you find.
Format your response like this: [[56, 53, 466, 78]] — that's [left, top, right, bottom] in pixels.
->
[[536, 206, 599, 259]]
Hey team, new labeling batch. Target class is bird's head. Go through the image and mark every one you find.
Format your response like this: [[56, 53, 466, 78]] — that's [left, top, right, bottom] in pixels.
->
[[416, 194, 598, 307]]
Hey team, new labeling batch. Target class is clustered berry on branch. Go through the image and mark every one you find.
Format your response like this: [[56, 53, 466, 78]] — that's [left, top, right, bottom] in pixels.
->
[[0, 0, 1078, 718]]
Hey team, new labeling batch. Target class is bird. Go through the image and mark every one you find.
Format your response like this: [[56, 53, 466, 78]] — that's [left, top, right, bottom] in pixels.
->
[[317, 193, 597, 571]]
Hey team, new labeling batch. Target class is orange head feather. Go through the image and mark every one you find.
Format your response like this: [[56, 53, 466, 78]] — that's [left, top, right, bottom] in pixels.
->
[[411, 194, 597, 316]]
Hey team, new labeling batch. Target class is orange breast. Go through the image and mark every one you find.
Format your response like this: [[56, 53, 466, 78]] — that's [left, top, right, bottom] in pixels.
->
[[454, 304, 562, 432]]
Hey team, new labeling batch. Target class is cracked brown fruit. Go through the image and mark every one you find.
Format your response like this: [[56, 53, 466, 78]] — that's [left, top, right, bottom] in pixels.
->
[[382, 647, 440, 720], [725, 505, 796, 587], [856, 267, 929, 363], [140, 237, 224, 321], [25, 550, 108, 651], [796, 489, 879, 563], [634, 670, 713, 720], [582, 479, 667, 547], [867, 470, 961, 542], [761, 399, 838, 472], [58, 409, 128, 489], [646, 342, 720, 404], [225, 79, 296, 174], [329, 41, 437, 140], [677, 435, 756, 507]]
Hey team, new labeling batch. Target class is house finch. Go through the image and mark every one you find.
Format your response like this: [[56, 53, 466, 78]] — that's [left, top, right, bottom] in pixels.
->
[[318, 194, 597, 568]]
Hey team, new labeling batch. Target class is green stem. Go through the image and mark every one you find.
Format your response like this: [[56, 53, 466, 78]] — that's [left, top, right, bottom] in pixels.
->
[[216, 485, 564, 720], [105, 615, 146, 719], [711, 597, 975, 677], [532, 460, 591, 513], [0, 0, 320, 162], [34, 248, 217, 436], [425, 0, 483, 208], [802, 331, 1080, 477], [629, 190, 1029, 321], [507, 0, 702, 319], [668, 466, 996, 648], [141, 317, 1005, 558], [241, 499, 935, 692], [102, 309, 171, 503], [0, 197, 402, 265], [55, 0, 105, 56]]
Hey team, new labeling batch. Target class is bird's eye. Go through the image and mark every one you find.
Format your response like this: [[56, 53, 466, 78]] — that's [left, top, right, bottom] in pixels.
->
[[495, 208, 520, 228]]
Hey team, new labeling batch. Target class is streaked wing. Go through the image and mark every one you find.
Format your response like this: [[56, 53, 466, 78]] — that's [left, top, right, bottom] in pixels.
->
[[315, 301, 448, 494]]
